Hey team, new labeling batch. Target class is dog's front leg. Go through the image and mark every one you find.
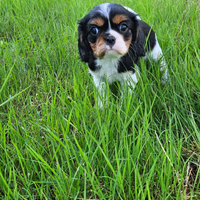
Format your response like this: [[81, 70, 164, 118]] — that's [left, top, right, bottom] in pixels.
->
[[96, 81, 107, 108], [92, 75, 107, 108]]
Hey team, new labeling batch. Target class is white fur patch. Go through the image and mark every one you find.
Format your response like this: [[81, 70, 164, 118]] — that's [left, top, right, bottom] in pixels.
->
[[90, 57, 119, 85], [99, 3, 111, 29], [99, 3, 110, 16]]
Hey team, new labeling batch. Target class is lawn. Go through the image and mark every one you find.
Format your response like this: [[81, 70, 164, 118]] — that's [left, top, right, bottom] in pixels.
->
[[0, 0, 200, 199]]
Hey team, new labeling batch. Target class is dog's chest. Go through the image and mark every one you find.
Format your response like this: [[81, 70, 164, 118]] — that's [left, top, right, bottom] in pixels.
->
[[91, 57, 126, 84]]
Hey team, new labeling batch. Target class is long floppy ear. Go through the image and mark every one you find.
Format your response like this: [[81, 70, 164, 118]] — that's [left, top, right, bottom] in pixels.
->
[[78, 17, 92, 63]]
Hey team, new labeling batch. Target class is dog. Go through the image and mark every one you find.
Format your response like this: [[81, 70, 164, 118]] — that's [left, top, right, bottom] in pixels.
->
[[78, 3, 168, 108]]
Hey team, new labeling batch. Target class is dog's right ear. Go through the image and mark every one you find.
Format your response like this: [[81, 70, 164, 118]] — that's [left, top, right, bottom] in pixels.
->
[[78, 17, 92, 63]]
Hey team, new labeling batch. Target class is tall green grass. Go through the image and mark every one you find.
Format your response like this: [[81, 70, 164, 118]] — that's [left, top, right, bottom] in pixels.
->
[[0, 0, 200, 199]]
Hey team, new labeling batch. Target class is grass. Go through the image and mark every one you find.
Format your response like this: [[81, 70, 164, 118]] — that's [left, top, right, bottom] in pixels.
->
[[0, 0, 200, 199]]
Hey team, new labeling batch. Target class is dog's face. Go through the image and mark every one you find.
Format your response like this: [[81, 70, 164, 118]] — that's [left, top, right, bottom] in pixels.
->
[[78, 3, 138, 62]]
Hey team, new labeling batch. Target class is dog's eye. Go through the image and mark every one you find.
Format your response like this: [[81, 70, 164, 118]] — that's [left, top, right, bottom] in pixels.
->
[[90, 27, 98, 35], [119, 24, 128, 32]]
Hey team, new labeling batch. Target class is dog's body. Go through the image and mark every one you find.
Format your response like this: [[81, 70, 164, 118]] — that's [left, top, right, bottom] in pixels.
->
[[78, 3, 168, 107]]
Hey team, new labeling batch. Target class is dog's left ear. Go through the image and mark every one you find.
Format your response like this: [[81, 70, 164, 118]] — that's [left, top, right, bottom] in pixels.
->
[[78, 16, 92, 63]]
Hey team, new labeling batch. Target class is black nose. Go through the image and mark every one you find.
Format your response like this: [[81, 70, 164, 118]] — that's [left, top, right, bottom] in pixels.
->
[[105, 35, 115, 46]]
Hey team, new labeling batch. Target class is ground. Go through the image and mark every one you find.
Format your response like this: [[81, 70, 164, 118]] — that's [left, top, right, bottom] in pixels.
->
[[0, 0, 200, 199]]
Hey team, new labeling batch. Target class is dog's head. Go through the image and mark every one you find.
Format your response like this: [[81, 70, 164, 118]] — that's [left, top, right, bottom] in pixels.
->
[[78, 3, 138, 62]]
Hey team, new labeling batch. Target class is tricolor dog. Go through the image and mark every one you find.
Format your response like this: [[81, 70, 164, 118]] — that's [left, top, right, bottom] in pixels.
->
[[78, 3, 168, 107]]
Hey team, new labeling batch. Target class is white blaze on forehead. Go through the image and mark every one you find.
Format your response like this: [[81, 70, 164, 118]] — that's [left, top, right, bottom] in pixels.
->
[[99, 3, 110, 17], [99, 3, 111, 29], [108, 30, 128, 55]]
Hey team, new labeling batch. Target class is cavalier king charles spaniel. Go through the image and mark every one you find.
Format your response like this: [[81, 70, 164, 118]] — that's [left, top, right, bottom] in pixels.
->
[[78, 3, 168, 108]]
